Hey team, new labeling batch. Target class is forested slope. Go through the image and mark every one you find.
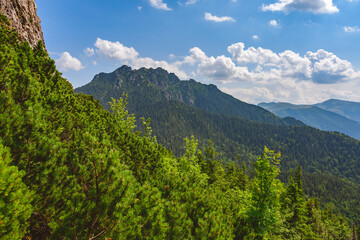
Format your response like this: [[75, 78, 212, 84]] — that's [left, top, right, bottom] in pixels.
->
[[0, 13, 358, 239], [76, 66, 302, 126], [76, 66, 360, 185]]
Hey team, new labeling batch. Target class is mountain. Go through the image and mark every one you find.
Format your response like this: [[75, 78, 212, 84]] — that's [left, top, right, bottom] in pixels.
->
[[75, 66, 360, 223], [316, 99, 360, 123], [0, 9, 357, 238], [258, 102, 360, 139], [76, 65, 302, 126], [75, 66, 360, 181]]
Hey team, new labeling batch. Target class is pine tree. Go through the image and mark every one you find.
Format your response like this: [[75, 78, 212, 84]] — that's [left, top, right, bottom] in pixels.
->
[[0, 142, 33, 239], [246, 147, 283, 239]]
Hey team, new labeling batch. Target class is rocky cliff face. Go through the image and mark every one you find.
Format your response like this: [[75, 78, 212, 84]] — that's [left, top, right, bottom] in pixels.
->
[[0, 0, 46, 50]]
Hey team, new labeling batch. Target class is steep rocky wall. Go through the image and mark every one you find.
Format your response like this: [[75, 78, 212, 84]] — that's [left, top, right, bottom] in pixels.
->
[[0, 0, 46, 50]]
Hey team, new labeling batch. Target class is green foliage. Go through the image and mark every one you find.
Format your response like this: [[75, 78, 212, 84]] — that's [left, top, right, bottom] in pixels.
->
[[0, 13, 354, 239], [246, 147, 283, 239], [110, 96, 136, 133], [0, 142, 33, 239], [75, 63, 360, 224]]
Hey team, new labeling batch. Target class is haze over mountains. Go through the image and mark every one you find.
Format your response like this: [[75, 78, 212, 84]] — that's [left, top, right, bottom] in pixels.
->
[[259, 100, 360, 140]]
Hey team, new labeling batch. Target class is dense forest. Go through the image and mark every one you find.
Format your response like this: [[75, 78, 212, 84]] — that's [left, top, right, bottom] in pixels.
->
[[76, 64, 360, 223], [1, 13, 359, 239]]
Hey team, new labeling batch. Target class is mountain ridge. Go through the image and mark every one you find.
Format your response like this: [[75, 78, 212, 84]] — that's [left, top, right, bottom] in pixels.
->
[[259, 101, 360, 139], [316, 99, 360, 122], [77, 65, 303, 126], [75, 65, 360, 182]]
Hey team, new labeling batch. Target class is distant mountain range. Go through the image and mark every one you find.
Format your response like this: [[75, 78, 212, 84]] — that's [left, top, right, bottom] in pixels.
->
[[316, 99, 360, 122], [75, 65, 360, 180], [259, 100, 360, 140], [75, 65, 360, 222]]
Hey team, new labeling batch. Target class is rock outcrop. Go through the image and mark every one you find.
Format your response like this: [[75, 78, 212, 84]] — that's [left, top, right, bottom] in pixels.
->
[[0, 0, 46, 50]]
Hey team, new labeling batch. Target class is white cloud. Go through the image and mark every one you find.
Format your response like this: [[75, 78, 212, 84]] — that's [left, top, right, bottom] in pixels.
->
[[252, 35, 260, 40], [55, 52, 84, 72], [183, 47, 208, 65], [228, 42, 281, 66], [149, 0, 172, 10], [94, 38, 139, 61], [84, 47, 95, 57], [204, 12, 235, 22], [262, 0, 339, 14], [344, 26, 360, 33], [93, 38, 187, 79], [185, 0, 199, 5], [138, 6, 143, 11], [90, 38, 360, 104], [184, 43, 360, 104], [92, 61, 97, 66], [268, 20, 279, 27], [226, 42, 358, 84]]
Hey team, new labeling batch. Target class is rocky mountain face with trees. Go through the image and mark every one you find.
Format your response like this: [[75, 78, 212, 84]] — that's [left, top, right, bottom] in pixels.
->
[[0, 0, 45, 50]]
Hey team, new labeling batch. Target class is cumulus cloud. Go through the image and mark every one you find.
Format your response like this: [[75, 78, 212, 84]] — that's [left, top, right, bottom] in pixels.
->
[[89, 37, 360, 103], [268, 20, 279, 27], [344, 26, 360, 33], [183, 43, 360, 103], [173, 42, 360, 90], [204, 12, 235, 22], [226, 42, 359, 83], [95, 38, 139, 61], [149, 0, 172, 10], [93, 38, 187, 79], [252, 35, 260, 40], [262, 0, 339, 14], [84, 47, 95, 57], [55, 52, 84, 72]]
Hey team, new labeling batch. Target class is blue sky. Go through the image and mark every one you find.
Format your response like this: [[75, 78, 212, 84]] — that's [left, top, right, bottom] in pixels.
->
[[36, 0, 360, 104]]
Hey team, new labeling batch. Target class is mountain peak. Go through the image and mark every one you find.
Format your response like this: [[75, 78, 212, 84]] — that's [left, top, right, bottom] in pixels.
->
[[115, 65, 132, 73]]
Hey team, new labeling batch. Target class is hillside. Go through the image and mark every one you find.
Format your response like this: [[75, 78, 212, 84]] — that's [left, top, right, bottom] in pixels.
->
[[0, 6, 358, 239], [76, 66, 360, 181], [76, 66, 360, 223], [76, 65, 302, 126], [259, 102, 360, 139]]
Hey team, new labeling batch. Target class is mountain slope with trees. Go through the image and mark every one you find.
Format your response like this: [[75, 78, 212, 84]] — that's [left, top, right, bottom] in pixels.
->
[[76, 65, 303, 126], [76, 66, 360, 184], [0, 10, 358, 239], [76, 66, 360, 225]]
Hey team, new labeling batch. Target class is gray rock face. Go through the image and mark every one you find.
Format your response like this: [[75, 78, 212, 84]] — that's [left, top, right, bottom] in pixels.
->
[[0, 0, 46, 50]]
